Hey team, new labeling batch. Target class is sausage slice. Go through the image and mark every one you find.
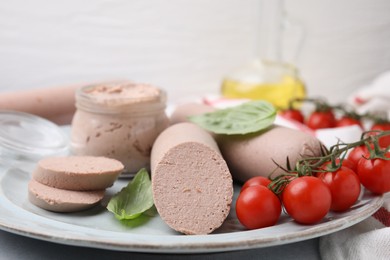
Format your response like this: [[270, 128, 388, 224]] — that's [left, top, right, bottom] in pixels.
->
[[32, 156, 124, 191], [28, 179, 105, 212]]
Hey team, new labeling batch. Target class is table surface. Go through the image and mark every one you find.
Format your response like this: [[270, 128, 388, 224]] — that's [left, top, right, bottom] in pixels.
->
[[0, 229, 321, 260]]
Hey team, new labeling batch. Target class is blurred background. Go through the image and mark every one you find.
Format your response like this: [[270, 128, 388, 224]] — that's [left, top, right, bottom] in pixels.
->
[[1, 0, 390, 103]]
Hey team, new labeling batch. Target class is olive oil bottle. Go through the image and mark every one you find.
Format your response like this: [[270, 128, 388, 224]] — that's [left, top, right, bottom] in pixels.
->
[[221, 60, 306, 109], [221, 0, 307, 109]]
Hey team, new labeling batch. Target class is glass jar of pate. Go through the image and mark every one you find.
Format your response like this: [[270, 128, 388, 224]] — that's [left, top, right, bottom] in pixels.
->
[[70, 82, 170, 175]]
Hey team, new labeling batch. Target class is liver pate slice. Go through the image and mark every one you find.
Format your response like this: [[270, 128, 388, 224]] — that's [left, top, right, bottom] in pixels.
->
[[28, 179, 105, 212], [32, 156, 124, 191], [151, 122, 233, 235]]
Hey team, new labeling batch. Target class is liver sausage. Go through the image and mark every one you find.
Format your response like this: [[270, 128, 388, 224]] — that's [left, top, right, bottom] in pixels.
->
[[216, 125, 323, 183], [0, 84, 80, 125], [169, 102, 214, 125], [151, 122, 233, 235], [170, 103, 323, 183]]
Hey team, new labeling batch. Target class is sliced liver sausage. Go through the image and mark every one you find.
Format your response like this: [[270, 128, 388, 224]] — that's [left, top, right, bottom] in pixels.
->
[[32, 156, 124, 191], [151, 122, 233, 235], [28, 179, 105, 212]]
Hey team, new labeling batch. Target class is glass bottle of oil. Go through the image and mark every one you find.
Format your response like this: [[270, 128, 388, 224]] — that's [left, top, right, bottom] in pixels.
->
[[221, 60, 306, 109], [221, 0, 306, 109]]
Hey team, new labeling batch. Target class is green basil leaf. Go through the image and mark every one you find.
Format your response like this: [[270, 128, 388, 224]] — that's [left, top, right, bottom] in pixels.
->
[[107, 168, 154, 220], [188, 101, 276, 135]]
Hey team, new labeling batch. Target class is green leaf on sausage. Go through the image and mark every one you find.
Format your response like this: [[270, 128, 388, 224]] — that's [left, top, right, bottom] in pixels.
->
[[188, 101, 276, 135]]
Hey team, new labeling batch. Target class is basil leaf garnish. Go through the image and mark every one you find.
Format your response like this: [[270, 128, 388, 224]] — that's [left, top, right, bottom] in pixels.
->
[[189, 101, 276, 135], [107, 168, 154, 220]]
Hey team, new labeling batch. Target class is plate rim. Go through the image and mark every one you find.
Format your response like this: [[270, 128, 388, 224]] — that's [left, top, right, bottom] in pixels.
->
[[0, 167, 384, 254]]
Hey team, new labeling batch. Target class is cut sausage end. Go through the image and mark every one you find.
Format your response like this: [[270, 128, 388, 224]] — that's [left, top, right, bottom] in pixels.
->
[[152, 142, 233, 235]]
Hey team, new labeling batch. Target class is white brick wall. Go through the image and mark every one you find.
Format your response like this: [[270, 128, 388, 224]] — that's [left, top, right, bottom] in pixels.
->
[[1, 0, 390, 103]]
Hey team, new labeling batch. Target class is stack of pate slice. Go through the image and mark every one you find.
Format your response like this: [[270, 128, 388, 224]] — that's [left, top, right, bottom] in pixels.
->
[[28, 156, 124, 212]]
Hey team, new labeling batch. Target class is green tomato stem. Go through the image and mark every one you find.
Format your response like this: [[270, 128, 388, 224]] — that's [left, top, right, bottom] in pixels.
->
[[268, 130, 390, 195]]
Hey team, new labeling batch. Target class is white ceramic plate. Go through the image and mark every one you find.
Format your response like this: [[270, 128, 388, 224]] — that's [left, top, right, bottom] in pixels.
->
[[0, 167, 383, 254]]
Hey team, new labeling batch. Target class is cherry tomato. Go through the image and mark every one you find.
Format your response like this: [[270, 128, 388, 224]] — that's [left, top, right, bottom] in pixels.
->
[[317, 166, 361, 212], [241, 176, 271, 192], [306, 111, 336, 130], [347, 145, 369, 171], [282, 176, 331, 224], [369, 123, 390, 148], [336, 117, 362, 128], [280, 109, 305, 124], [236, 185, 282, 229], [356, 152, 390, 194], [319, 158, 356, 173], [339, 158, 356, 172]]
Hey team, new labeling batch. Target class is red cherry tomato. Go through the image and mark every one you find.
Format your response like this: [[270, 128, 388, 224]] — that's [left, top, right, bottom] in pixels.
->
[[347, 145, 369, 171], [282, 176, 331, 224], [336, 117, 362, 128], [241, 176, 271, 192], [320, 158, 356, 173], [317, 166, 361, 212], [280, 109, 305, 124], [356, 152, 390, 194], [236, 185, 282, 229], [369, 123, 390, 148], [306, 111, 336, 130], [339, 158, 356, 172]]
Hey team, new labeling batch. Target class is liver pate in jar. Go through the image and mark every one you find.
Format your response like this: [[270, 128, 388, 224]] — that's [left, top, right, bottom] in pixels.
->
[[70, 82, 170, 175]]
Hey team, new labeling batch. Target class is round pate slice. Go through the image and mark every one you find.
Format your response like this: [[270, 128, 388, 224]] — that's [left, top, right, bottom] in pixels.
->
[[32, 156, 124, 191], [151, 122, 233, 235], [28, 179, 105, 212]]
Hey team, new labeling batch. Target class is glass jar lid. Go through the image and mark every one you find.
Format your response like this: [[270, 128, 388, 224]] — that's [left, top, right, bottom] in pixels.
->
[[0, 110, 69, 160]]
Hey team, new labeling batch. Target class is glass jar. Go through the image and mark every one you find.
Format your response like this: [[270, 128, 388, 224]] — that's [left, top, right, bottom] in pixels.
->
[[70, 82, 170, 176], [0, 110, 69, 172]]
